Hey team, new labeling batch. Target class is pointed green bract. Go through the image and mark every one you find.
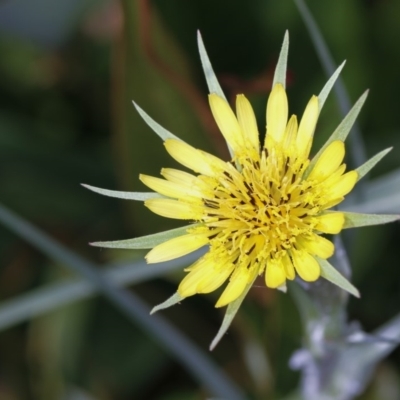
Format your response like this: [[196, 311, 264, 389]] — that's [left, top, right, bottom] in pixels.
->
[[317, 257, 360, 298], [272, 31, 289, 88], [318, 61, 346, 111], [82, 184, 164, 201], [305, 90, 368, 178], [132, 101, 182, 142], [197, 31, 226, 101], [277, 284, 287, 293], [355, 148, 392, 181], [342, 212, 399, 229], [320, 89, 368, 142], [150, 292, 184, 315], [90, 224, 199, 249], [209, 277, 256, 351]]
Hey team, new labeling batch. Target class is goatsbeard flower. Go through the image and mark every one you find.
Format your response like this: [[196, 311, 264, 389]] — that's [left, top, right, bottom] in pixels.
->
[[141, 87, 355, 307], [86, 32, 396, 347]]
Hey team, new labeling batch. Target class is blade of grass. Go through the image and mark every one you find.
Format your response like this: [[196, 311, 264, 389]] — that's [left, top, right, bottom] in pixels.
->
[[0, 203, 245, 400]]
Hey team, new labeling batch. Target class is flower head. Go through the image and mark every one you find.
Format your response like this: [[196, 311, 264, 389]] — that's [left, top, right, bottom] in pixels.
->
[[141, 80, 357, 308], [86, 32, 397, 346]]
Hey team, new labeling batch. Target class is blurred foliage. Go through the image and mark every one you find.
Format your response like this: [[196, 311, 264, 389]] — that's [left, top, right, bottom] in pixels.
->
[[0, 0, 399, 399]]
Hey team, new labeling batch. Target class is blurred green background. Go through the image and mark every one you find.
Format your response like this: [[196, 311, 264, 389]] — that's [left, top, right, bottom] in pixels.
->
[[0, 0, 399, 399]]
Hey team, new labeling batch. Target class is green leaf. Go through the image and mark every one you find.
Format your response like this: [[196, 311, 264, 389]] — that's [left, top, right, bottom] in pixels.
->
[[322, 89, 368, 143], [305, 90, 368, 177], [342, 212, 399, 229], [197, 31, 226, 100], [150, 292, 184, 315], [132, 101, 182, 142], [317, 257, 360, 298], [355, 147, 392, 181], [90, 224, 198, 249], [318, 61, 345, 111], [209, 277, 256, 351], [272, 31, 289, 88], [82, 184, 164, 201]]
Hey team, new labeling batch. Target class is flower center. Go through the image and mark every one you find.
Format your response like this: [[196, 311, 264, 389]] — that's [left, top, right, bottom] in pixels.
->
[[200, 149, 320, 269]]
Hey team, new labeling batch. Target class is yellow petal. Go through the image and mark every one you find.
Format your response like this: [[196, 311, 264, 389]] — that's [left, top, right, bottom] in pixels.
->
[[326, 170, 358, 199], [215, 268, 250, 308], [145, 198, 201, 220], [197, 263, 235, 293], [178, 258, 212, 297], [315, 212, 345, 234], [291, 250, 320, 282], [320, 197, 345, 211], [265, 259, 286, 288], [201, 150, 230, 172], [283, 115, 298, 148], [161, 168, 197, 185], [209, 93, 244, 153], [282, 253, 295, 280], [266, 83, 288, 144], [298, 234, 334, 259], [308, 140, 345, 181], [161, 168, 213, 197], [320, 164, 347, 187], [145, 234, 209, 263], [236, 94, 260, 152], [296, 95, 319, 156], [140, 174, 201, 198], [164, 139, 225, 176]]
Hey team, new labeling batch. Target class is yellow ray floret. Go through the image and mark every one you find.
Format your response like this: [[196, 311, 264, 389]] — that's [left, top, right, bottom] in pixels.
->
[[145, 198, 202, 220], [146, 233, 209, 263], [215, 267, 252, 308], [265, 258, 286, 288], [266, 83, 288, 144], [308, 141, 345, 181], [315, 212, 345, 234], [291, 250, 321, 282], [296, 95, 319, 156], [209, 94, 245, 154], [236, 94, 260, 152]]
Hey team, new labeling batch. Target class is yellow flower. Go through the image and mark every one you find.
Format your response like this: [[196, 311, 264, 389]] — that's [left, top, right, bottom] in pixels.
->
[[141, 83, 358, 307], [86, 32, 397, 322]]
